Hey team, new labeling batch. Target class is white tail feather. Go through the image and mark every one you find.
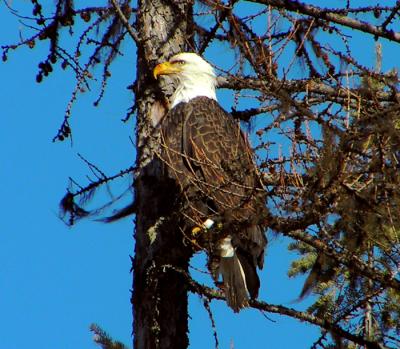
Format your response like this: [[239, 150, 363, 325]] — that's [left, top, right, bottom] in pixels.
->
[[218, 236, 250, 311]]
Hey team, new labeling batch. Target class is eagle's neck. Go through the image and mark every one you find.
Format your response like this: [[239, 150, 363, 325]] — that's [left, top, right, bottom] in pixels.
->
[[170, 73, 217, 108]]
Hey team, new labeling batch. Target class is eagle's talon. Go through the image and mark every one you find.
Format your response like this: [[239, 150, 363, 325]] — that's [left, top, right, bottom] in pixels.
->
[[192, 226, 202, 236]]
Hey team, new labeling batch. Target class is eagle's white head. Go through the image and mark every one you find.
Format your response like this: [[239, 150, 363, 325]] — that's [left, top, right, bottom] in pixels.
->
[[153, 52, 217, 108]]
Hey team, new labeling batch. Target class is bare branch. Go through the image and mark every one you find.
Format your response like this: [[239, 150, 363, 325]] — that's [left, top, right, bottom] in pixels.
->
[[179, 266, 390, 349], [249, 0, 400, 43], [109, 0, 140, 43]]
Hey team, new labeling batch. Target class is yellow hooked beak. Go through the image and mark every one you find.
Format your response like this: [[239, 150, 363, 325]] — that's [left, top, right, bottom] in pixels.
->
[[153, 61, 183, 79]]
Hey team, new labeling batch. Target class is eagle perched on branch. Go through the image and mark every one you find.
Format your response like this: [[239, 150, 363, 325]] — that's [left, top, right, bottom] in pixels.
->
[[153, 53, 267, 312]]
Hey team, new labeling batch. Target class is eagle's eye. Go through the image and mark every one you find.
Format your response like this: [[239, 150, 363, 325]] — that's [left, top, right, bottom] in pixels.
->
[[172, 60, 185, 65]]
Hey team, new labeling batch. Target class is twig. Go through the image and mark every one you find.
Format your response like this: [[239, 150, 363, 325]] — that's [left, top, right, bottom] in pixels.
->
[[251, 0, 400, 43], [109, 0, 140, 43]]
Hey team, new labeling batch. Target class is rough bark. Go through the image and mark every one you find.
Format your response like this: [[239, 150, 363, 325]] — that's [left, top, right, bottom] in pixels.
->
[[133, 1, 194, 348]]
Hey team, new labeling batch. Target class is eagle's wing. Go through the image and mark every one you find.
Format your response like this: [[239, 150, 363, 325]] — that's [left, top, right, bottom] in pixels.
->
[[180, 97, 267, 311], [182, 98, 260, 221]]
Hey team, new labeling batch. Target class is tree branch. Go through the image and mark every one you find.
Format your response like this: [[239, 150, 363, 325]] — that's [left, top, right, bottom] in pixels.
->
[[249, 0, 400, 43], [217, 76, 400, 103], [181, 268, 390, 349], [274, 225, 400, 293], [109, 0, 140, 43]]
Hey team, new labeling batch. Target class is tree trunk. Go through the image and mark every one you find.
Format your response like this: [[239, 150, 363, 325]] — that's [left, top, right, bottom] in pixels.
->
[[133, 1, 193, 348]]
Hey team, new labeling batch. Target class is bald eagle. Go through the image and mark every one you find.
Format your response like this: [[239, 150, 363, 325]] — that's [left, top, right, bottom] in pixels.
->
[[153, 53, 267, 312]]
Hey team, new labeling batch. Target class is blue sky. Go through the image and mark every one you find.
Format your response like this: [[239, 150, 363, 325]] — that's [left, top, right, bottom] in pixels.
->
[[1, 2, 399, 349]]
